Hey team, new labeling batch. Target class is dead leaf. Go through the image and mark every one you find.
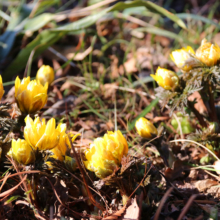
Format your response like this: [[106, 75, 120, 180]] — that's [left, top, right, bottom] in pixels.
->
[[60, 81, 81, 93], [123, 58, 137, 73], [121, 198, 140, 220], [66, 46, 92, 61], [194, 179, 218, 192], [154, 36, 171, 47], [100, 83, 118, 99], [188, 91, 208, 116]]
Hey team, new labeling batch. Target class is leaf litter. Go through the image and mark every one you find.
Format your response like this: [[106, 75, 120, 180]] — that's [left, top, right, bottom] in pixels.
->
[[1, 1, 220, 220]]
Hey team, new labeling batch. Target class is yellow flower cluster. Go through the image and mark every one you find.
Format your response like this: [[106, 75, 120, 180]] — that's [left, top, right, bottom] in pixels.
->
[[14, 65, 54, 114], [195, 39, 220, 66], [50, 123, 80, 162], [15, 76, 48, 114], [84, 130, 128, 179], [10, 116, 79, 165], [151, 39, 220, 90], [24, 116, 60, 151], [170, 46, 200, 71]]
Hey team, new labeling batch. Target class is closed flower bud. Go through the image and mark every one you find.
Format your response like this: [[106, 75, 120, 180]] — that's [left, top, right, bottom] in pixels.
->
[[15, 76, 48, 114], [36, 65, 55, 86], [24, 115, 60, 151], [11, 139, 35, 165], [150, 67, 179, 90], [135, 117, 158, 139], [84, 130, 128, 179], [64, 156, 77, 172], [170, 46, 200, 71], [196, 39, 220, 66], [0, 76, 4, 100]]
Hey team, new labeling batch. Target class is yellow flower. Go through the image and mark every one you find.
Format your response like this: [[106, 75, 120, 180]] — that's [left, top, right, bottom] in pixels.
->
[[170, 46, 200, 71], [49, 148, 64, 161], [135, 117, 158, 139], [196, 39, 220, 66], [36, 65, 55, 86], [84, 130, 128, 179], [24, 115, 60, 151], [15, 76, 48, 114], [0, 76, 4, 100], [50, 123, 80, 161], [11, 139, 35, 165], [150, 67, 179, 90]]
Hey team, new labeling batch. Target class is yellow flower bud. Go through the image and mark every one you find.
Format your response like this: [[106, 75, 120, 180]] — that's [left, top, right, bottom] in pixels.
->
[[150, 67, 179, 90], [15, 76, 48, 114], [0, 76, 4, 100], [84, 130, 128, 179], [170, 46, 200, 71], [50, 124, 80, 161], [24, 115, 60, 151], [64, 156, 77, 172], [11, 139, 35, 165], [36, 65, 55, 86], [135, 117, 158, 139], [196, 39, 220, 66]]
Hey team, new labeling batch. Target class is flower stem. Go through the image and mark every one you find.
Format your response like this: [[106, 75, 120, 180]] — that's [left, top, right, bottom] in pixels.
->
[[187, 100, 207, 127], [208, 81, 218, 122]]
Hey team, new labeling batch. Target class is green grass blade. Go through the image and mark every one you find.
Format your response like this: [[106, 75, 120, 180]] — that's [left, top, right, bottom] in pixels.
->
[[177, 13, 220, 29], [128, 98, 159, 131]]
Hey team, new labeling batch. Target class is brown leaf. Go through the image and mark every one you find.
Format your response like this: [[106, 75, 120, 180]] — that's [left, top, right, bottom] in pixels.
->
[[60, 81, 81, 93], [154, 36, 171, 47], [103, 203, 128, 220], [188, 91, 208, 116], [120, 198, 140, 220], [123, 58, 137, 73], [194, 179, 218, 192], [66, 46, 92, 61], [100, 83, 118, 99]]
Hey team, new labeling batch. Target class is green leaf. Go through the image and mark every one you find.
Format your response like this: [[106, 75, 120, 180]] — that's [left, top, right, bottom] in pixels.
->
[[0, 5, 31, 61], [2, 30, 64, 80], [6, 195, 20, 204], [128, 98, 159, 131], [24, 13, 55, 32], [177, 13, 220, 29], [109, 0, 186, 29], [35, 0, 61, 16], [135, 27, 193, 46], [0, 10, 11, 21], [3, 0, 185, 80]]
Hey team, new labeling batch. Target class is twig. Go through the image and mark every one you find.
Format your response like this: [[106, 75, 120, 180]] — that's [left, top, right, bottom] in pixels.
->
[[68, 135, 105, 211], [177, 194, 197, 220], [154, 187, 173, 220], [48, 47, 76, 68], [187, 100, 207, 127]]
